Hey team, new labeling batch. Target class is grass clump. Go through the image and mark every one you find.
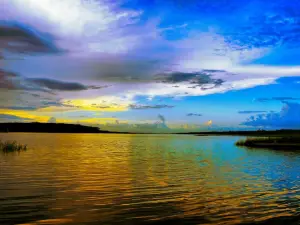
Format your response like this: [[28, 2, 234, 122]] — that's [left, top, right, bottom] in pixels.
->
[[0, 140, 27, 153]]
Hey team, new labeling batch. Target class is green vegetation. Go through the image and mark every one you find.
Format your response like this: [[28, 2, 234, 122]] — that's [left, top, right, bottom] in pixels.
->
[[0, 140, 27, 153], [236, 136, 300, 150]]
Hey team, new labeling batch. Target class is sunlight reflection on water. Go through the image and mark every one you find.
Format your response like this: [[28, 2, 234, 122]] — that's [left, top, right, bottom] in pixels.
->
[[0, 133, 299, 225]]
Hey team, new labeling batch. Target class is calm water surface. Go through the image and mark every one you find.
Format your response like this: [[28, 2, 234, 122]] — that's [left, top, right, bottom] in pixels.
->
[[0, 133, 299, 225]]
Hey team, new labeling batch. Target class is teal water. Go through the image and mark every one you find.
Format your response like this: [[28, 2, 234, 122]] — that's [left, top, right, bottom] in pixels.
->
[[0, 133, 299, 225]]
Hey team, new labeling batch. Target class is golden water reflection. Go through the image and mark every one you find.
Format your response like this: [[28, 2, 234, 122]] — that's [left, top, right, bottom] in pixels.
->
[[0, 133, 299, 225]]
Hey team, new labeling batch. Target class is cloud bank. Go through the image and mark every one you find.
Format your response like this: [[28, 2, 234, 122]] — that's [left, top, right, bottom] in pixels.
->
[[242, 102, 300, 129]]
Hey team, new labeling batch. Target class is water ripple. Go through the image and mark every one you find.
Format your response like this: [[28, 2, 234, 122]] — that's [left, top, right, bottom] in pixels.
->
[[0, 133, 299, 225]]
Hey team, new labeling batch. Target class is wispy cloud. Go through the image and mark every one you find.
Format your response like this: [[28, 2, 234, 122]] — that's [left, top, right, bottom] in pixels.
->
[[187, 113, 202, 117], [254, 97, 300, 102], [0, 114, 33, 122], [129, 104, 175, 110], [238, 110, 268, 114], [0, 99, 78, 111], [0, 106, 38, 111]]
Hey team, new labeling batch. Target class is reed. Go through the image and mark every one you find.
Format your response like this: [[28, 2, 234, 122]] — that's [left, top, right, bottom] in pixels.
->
[[0, 140, 27, 153], [236, 136, 300, 149]]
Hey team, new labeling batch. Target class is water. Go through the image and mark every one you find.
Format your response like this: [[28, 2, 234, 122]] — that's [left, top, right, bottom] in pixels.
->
[[0, 133, 299, 225]]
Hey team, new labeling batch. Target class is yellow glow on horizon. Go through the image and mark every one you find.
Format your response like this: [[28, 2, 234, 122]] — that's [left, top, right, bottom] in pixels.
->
[[61, 97, 132, 112], [36, 106, 77, 113], [0, 109, 50, 122], [0, 109, 122, 125], [79, 118, 121, 125], [36, 104, 128, 113]]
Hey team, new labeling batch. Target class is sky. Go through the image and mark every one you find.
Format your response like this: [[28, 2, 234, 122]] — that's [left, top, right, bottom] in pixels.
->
[[1, 0, 300, 132]]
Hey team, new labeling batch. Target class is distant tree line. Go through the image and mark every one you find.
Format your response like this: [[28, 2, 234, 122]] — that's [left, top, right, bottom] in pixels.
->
[[0, 122, 110, 133]]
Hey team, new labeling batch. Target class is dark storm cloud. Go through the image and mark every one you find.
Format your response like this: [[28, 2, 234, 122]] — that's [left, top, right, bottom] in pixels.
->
[[241, 102, 300, 128], [30, 93, 41, 98], [156, 71, 224, 89], [87, 57, 168, 83], [0, 69, 53, 91], [0, 69, 17, 79], [129, 104, 175, 110], [0, 69, 18, 90], [254, 97, 300, 102], [0, 23, 60, 54], [0, 99, 78, 111], [187, 113, 202, 116], [0, 69, 107, 92], [26, 78, 103, 91], [159, 72, 197, 83], [238, 110, 268, 114], [0, 114, 33, 122]]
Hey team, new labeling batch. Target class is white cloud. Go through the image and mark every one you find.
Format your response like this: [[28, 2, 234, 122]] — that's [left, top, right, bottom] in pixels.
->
[[231, 65, 300, 76], [3, 0, 143, 54], [10, 0, 140, 35], [242, 102, 300, 129]]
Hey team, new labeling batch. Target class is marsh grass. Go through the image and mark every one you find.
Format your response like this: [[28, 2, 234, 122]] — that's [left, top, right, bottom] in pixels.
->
[[0, 140, 27, 153], [236, 136, 300, 149]]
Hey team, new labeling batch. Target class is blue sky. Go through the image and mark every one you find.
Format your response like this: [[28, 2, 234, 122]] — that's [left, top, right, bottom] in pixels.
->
[[1, 0, 300, 132]]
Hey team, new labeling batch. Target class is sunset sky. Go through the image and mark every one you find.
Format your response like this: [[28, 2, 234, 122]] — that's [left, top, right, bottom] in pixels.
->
[[1, 0, 300, 132]]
